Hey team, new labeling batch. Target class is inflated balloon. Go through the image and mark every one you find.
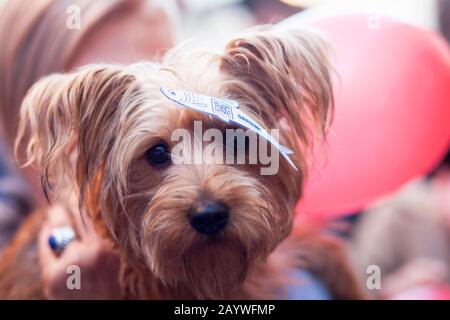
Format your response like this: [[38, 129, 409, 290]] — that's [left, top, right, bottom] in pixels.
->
[[278, 13, 450, 218]]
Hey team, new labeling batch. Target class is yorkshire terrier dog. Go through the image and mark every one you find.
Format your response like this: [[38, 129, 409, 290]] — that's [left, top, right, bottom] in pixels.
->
[[0, 26, 364, 299]]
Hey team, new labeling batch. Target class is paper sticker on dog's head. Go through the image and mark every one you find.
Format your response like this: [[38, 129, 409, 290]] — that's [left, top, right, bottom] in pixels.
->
[[16, 26, 333, 299]]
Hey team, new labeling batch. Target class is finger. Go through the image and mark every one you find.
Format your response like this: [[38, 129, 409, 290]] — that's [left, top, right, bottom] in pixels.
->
[[39, 221, 83, 278], [70, 207, 96, 239], [38, 223, 58, 274], [72, 213, 93, 239], [47, 203, 90, 241], [39, 219, 79, 266], [47, 204, 72, 227]]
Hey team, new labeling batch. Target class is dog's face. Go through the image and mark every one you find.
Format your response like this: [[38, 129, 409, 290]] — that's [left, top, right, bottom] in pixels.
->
[[123, 106, 297, 298], [17, 26, 332, 298]]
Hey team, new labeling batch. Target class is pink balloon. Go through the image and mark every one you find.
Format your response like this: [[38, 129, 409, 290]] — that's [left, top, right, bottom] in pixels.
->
[[281, 13, 450, 218]]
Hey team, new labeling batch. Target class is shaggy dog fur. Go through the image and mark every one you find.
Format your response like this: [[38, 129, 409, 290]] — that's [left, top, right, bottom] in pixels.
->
[[0, 26, 365, 299]]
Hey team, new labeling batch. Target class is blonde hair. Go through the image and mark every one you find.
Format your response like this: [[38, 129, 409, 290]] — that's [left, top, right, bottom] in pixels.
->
[[0, 0, 141, 147]]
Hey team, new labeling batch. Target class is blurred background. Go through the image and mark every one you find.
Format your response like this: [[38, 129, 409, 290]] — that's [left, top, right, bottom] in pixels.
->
[[0, 0, 449, 300], [179, 0, 443, 47]]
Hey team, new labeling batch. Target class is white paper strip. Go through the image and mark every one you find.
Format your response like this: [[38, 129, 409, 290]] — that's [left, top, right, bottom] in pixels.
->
[[160, 87, 297, 170]]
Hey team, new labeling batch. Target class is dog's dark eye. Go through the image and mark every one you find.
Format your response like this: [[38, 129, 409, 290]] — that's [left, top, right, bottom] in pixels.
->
[[145, 143, 171, 167]]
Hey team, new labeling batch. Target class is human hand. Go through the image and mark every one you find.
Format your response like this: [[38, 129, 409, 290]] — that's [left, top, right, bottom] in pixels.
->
[[38, 205, 123, 299]]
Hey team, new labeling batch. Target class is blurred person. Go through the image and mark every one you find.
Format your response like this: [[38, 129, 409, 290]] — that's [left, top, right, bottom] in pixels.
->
[[351, 151, 450, 299], [0, 141, 30, 250], [0, 0, 177, 203], [0, 0, 177, 298]]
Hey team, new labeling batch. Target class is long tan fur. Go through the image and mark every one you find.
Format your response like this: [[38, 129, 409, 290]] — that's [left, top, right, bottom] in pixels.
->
[[0, 26, 363, 299]]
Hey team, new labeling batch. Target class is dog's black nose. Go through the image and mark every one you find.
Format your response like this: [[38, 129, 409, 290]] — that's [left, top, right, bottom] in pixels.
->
[[189, 200, 229, 235]]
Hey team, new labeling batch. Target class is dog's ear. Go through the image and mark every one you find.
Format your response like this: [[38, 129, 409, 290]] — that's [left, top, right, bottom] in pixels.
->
[[220, 26, 334, 165], [16, 65, 136, 200]]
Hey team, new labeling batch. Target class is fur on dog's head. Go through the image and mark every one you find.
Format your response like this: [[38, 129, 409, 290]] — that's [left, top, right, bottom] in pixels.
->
[[16, 26, 333, 298]]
